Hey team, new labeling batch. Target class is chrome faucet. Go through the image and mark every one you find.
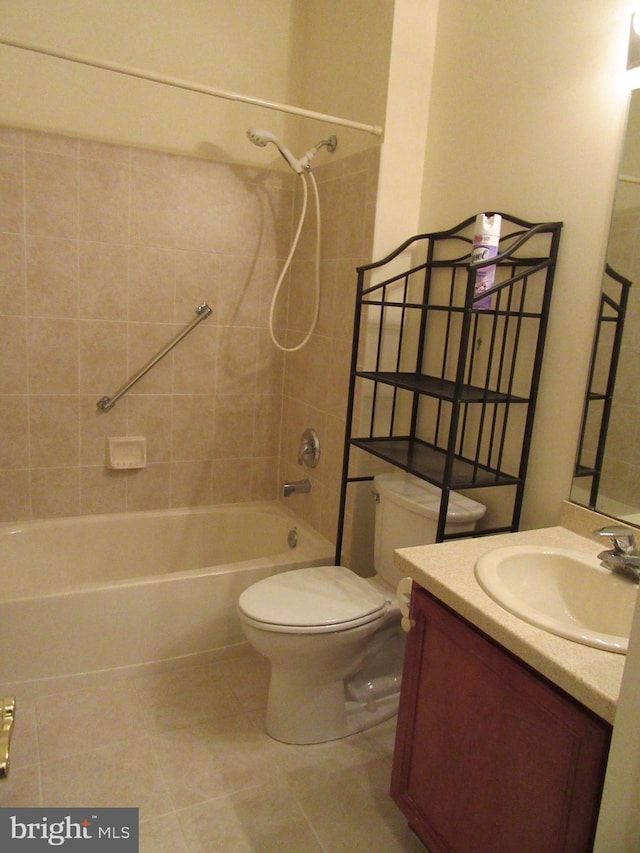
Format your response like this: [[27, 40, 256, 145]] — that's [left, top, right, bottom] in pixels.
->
[[282, 479, 311, 498], [594, 525, 640, 583]]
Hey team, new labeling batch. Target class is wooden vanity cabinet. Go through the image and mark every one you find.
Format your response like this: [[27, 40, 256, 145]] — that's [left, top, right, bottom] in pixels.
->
[[391, 586, 612, 853]]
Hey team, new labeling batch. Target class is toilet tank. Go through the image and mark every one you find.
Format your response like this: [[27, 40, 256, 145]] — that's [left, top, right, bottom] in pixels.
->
[[373, 473, 486, 585]]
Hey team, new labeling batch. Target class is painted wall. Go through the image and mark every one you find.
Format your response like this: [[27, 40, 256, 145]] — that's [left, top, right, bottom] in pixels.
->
[[0, 0, 390, 164], [417, 0, 631, 531]]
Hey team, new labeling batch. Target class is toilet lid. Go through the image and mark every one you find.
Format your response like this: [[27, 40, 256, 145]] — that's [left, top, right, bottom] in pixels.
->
[[238, 565, 387, 632]]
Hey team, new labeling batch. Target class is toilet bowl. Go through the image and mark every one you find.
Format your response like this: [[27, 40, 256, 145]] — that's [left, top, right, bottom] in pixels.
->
[[237, 473, 486, 744]]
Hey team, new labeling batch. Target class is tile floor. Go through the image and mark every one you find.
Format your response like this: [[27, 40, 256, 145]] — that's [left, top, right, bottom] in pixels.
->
[[0, 648, 427, 852]]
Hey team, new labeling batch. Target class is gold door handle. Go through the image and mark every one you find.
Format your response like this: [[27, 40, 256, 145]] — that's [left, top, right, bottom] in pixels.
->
[[0, 696, 16, 779]]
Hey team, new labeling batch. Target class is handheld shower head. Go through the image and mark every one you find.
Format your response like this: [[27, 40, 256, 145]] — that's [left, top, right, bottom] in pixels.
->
[[246, 128, 273, 148], [246, 128, 304, 174]]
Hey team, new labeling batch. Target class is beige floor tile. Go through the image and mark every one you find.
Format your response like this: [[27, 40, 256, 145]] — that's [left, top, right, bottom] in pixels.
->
[[3, 650, 418, 850], [176, 780, 324, 853], [283, 756, 425, 853], [131, 662, 243, 733], [212, 650, 271, 711], [152, 712, 282, 809], [0, 764, 41, 807], [40, 737, 173, 820], [269, 715, 398, 776], [36, 682, 147, 762], [140, 812, 189, 853]]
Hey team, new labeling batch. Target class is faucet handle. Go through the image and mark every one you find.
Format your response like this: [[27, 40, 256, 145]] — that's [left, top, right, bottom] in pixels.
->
[[594, 525, 638, 555], [297, 428, 320, 469]]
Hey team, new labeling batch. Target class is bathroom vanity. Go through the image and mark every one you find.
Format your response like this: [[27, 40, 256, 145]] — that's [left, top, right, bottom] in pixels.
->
[[390, 521, 627, 853]]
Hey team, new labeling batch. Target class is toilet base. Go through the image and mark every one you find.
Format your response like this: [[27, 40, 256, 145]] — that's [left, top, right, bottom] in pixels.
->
[[265, 680, 401, 745], [264, 623, 405, 745]]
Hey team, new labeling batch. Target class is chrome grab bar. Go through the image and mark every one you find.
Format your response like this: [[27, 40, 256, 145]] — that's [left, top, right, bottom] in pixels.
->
[[1, 696, 15, 779], [97, 303, 212, 411]]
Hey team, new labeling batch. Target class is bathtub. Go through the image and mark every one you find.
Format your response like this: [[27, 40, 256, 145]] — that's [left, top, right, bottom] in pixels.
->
[[0, 502, 334, 690]]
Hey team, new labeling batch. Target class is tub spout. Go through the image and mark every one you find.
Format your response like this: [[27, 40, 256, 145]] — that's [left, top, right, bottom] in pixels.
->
[[0, 696, 15, 779], [282, 479, 311, 497]]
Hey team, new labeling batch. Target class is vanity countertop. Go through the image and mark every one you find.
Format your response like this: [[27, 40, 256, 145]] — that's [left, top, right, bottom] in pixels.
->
[[394, 525, 628, 724]]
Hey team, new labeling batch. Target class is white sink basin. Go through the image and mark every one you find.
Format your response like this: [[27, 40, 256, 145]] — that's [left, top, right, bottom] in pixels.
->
[[474, 546, 638, 654]]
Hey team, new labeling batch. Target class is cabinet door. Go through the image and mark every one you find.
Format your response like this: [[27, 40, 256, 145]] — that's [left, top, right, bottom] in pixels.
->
[[391, 587, 611, 853]]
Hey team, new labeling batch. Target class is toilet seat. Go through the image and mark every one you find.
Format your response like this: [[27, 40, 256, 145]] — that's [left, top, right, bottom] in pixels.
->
[[237, 565, 387, 634]]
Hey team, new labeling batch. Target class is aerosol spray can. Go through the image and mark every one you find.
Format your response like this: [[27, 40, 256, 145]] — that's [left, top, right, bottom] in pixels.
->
[[471, 213, 502, 309]]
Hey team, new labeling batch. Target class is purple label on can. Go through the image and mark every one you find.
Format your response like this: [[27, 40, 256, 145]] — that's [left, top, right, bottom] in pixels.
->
[[472, 242, 498, 309]]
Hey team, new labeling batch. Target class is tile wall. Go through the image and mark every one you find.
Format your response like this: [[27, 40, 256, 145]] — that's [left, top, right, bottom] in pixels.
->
[[0, 125, 379, 546]]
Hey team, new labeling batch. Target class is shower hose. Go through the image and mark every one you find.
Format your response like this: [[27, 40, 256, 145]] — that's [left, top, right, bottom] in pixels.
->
[[268, 170, 321, 353]]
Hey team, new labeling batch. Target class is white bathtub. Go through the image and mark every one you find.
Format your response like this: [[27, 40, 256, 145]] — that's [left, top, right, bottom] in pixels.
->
[[0, 502, 334, 690]]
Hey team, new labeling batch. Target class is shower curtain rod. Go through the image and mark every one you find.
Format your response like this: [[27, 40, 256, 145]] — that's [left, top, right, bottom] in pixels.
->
[[0, 36, 383, 137]]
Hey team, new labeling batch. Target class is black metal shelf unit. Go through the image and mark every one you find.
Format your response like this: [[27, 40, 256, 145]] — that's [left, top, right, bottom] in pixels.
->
[[573, 263, 631, 508], [335, 213, 562, 562]]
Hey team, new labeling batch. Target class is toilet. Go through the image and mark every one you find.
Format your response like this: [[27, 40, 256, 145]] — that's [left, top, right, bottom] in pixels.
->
[[237, 472, 486, 744]]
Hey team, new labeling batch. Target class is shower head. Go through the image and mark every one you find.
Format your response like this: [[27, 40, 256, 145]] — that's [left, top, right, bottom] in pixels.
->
[[246, 128, 304, 174]]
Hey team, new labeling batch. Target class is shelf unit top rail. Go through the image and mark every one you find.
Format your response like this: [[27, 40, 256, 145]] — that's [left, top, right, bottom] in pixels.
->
[[361, 255, 557, 306], [357, 216, 562, 277]]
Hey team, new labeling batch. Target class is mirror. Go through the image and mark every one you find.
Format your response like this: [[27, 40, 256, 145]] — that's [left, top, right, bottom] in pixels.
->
[[571, 89, 640, 522]]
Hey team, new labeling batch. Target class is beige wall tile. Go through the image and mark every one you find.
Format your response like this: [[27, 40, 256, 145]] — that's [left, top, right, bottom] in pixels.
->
[[172, 395, 215, 461], [250, 456, 279, 501], [216, 255, 263, 327], [125, 463, 171, 511], [0, 469, 31, 521], [130, 154, 179, 248], [174, 250, 218, 320], [211, 458, 254, 503], [173, 157, 228, 253], [0, 126, 378, 529], [173, 325, 217, 395], [0, 395, 29, 468], [79, 157, 129, 243], [0, 233, 26, 315], [0, 147, 24, 233], [24, 130, 78, 157], [216, 326, 258, 396], [78, 319, 127, 396], [25, 150, 78, 239], [80, 466, 128, 515], [31, 467, 80, 518], [127, 395, 172, 463], [0, 316, 28, 394], [27, 317, 78, 394], [79, 242, 128, 320], [128, 246, 176, 323], [0, 126, 24, 147], [26, 235, 78, 318], [213, 395, 255, 460], [80, 395, 128, 465], [29, 395, 80, 468], [170, 460, 213, 507]]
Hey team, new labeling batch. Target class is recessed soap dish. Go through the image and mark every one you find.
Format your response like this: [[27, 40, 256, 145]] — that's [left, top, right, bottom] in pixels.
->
[[106, 436, 147, 470]]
